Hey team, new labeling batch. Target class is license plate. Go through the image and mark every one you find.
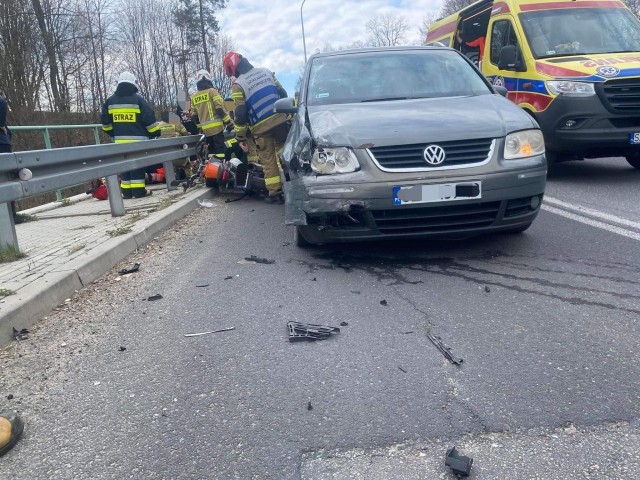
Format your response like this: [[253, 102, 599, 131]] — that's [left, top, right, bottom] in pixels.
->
[[393, 182, 481, 206], [630, 133, 640, 144]]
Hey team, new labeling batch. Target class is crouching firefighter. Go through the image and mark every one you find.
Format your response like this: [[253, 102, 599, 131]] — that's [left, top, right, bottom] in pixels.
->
[[223, 51, 290, 203], [101, 71, 160, 198]]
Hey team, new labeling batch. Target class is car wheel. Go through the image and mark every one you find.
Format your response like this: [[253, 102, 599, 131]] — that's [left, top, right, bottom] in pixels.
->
[[625, 154, 640, 169], [503, 222, 533, 234], [293, 225, 313, 248]]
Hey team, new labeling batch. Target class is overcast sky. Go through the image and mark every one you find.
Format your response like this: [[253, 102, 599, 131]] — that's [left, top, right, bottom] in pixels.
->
[[218, 0, 443, 95]]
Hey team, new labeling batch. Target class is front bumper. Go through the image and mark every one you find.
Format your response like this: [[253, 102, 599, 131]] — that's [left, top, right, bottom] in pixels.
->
[[284, 166, 546, 243], [534, 93, 640, 156]]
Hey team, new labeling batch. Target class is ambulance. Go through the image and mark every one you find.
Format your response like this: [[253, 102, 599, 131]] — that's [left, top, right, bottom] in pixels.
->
[[427, 0, 640, 168]]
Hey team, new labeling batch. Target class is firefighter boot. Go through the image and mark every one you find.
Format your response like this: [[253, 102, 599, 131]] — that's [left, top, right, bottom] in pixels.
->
[[0, 410, 24, 457]]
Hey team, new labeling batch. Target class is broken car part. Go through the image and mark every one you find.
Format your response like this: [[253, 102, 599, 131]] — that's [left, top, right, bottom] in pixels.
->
[[287, 321, 340, 342], [244, 255, 275, 265], [12, 328, 29, 341], [147, 294, 163, 301], [445, 446, 473, 478], [428, 332, 463, 366], [184, 327, 235, 337], [0, 410, 24, 457], [118, 263, 140, 275]]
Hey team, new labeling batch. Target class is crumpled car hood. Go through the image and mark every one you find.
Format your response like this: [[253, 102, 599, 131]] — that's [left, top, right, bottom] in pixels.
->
[[307, 94, 537, 148]]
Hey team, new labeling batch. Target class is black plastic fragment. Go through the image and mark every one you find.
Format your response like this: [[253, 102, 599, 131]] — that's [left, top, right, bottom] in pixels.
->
[[427, 332, 463, 366], [340, 321, 349, 326], [485, 285, 491, 293], [119, 346, 126, 352], [196, 283, 210, 288], [118, 263, 140, 275], [147, 294, 163, 301], [12, 328, 29, 341], [288, 321, 340, 342], [224, 276, 233, 280], [245, 255, 275, 264], [307, 401, 313, 411], [445, 446, 473, 477], [398, 367, 407, 373], [380, 299, 388, 306]]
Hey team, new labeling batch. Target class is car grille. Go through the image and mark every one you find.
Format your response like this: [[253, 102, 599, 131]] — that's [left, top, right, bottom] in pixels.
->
[[369, 138, 494, 170], [602, 77, 640, 112], [371, 201, 500, 235]]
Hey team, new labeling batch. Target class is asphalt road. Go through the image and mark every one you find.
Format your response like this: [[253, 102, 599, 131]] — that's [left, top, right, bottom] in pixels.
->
[[1, 156, 639, 479]]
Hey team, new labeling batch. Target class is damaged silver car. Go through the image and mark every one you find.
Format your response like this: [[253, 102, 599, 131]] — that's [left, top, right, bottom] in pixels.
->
[[275, 46, 547, 246]]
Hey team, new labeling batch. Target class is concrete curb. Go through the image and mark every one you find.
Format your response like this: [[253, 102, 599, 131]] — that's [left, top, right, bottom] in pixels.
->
[[20, 192, 93, 216], [0, 186, 213, 345]]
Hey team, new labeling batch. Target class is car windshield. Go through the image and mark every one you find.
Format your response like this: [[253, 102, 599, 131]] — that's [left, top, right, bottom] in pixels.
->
[[520, 8, 640, 59], [306, 50, 491, 106]]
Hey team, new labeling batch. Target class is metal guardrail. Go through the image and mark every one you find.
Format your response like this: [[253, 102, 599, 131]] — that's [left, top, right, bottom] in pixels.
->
[[0, 135, 200, 250], [11, 124, 104, 201]]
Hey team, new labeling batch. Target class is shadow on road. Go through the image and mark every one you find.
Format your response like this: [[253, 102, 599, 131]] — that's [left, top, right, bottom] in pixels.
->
[[547, 156, 640, 183]]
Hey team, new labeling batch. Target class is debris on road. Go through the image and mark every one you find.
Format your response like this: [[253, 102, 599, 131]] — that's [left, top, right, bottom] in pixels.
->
[[244, 255, 275, 265], [351, 290, 360, 294], [147, 294, 163, 301], [427, 332, 463, 366], [398, 367, 407, 373], [224, 276, 233, 280], [288, 321, 340, 342], [312, 277, 317, 281], [119, 346, 127, 352], [6, 395, 14, 400], [12, 328, 29, 341], [403, 331, 414, 335], [0, 410, 24, 458], [445, 446, 473, 478], [380, 299, 388, 306], [307, 401, 313, 411], [340, 321, 349, 326], [196, 283, 210, 288], [485, 285, 491, 293], [118, 263, 140, 275], [197, 199, 216, 208], [184, 327, 236, 337]]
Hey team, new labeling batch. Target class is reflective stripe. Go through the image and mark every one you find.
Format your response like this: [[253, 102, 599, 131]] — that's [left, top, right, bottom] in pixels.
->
[[231, 93, 243, 100], [102, 124, 113, 131], [253, 93, 280, 120], [109, 103, 141, 111], [121, 184, 132, 189], [200, 119, 223, 128], [222, 114, 231, 123], [114, 135, 148, 143], [130, 182, 145, 188], [265, 175, 281, 186], [225, 138, 237, 147], [109, 107, 141, 114], [213, 153, 225, 159], [146, 122, 160, 133]]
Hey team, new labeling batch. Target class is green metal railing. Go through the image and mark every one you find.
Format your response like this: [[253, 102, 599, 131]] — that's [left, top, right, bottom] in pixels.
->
[[11, 124, 102, 202]]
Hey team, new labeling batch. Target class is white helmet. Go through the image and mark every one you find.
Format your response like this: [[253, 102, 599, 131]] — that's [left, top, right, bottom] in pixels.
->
[[117, 71, 138, 88], [195, 69, 212, 82]]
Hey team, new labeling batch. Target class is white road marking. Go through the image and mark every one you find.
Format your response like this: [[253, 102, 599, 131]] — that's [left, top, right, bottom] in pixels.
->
[[542, 204, 640, 242], [544, 196, 640, 231]]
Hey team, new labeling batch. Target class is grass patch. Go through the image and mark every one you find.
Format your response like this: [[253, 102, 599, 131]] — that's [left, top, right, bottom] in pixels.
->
[[155, 197, 173, 211], [0, 288, 15, 298], [15, 213, 38, 223], [60, 198, 72, 207], [71, 224, 93, 230], [126, 211, 146, 224], [107, 225, 132, 237], [67, 243, 86, 255], [0, 245, 27, 263]]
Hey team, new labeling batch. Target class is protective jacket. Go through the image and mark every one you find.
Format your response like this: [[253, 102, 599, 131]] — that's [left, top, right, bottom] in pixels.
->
[[100, 93, 160, 143], [231, 67, 288, 141], [0, 95, 11, 147], [159, 121, 189, 138], [190, 85, 230, 137]]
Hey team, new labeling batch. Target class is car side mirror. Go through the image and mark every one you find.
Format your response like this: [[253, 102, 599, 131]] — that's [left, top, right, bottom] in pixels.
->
[[493, 85, 508, 97], [274, 97, 298, 114], [498, 45, 526, 72]]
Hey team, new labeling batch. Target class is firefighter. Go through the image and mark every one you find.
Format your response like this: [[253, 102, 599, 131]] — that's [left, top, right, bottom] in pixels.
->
[[101, 71, 160, 198], [190, 69, 232, 159], [223, 52, 289, 203], [158, 111, 193, 180], [224, 97, 258, 163]]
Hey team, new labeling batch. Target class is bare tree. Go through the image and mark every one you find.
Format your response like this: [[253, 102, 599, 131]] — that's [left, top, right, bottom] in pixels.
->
[[366, 13, 410, 47], [418, 12, 441, 44], [439, 0, 475, 17]]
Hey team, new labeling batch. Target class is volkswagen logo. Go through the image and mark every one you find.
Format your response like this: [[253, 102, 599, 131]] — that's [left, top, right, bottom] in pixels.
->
[[424, 145, 446, 165]]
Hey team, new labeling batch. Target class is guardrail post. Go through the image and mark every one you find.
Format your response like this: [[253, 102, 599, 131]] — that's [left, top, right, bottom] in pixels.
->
[[0, 202, 19, 251], [163, 161, 177, 191], [105, 175, 125, 217], [93, 127, 101, 145]]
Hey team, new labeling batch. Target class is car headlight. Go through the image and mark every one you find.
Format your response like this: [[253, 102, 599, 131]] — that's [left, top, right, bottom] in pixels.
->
[[546, 80, 595, 97], [504, 129, 545, 160], [310, 147, 359, 174]]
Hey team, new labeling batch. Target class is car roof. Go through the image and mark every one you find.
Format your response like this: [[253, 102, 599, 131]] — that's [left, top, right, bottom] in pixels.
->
[[310, 45, 452, 60]]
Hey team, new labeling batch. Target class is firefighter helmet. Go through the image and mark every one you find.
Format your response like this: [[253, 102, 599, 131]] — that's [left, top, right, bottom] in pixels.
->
[[117, 71, 138, 88], [224, 51, 242, 78], [195, 69, 212, 82]]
